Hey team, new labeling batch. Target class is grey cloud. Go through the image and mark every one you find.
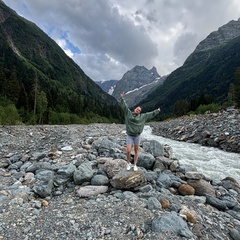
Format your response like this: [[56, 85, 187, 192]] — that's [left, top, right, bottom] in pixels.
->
[[173, 32, 198, 65], [74, 53, 129, 81], [4, 0, 240, 80], [25, 0, 158, 72]]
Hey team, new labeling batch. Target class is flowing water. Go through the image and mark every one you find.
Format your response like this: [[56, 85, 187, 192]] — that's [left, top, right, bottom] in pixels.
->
[[142, 125, 240, 183]]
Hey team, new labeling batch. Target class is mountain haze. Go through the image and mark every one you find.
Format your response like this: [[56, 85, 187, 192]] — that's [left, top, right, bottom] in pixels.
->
[[139, 18, 240, 119], [0, 1, 122, 124]]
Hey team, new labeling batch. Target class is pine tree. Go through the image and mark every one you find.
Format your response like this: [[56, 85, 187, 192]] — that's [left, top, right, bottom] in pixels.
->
[[32, 73, 41, 123], [227, 83, 236, 106], [234, 68, 240, 107], [37, 91, 48, 124], [5, 67, 20, 104]]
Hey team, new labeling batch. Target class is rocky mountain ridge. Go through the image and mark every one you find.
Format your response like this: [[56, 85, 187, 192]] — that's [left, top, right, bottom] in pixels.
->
[[96, 65, 167, 108], [194, 18, 240, 53], [112, 66, 166, 107]]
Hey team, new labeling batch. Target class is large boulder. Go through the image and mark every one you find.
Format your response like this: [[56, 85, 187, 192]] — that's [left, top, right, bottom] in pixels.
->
[[104, 158, 127, 178], [110, 170, 146, 189]]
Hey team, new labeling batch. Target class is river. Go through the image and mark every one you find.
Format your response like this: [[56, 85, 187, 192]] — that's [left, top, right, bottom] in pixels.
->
[[142, 125, 240, 183]]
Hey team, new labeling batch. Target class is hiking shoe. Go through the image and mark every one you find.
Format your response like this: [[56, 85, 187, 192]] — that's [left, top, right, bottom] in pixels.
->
[[127, 163, 131, 170], [133, 165, 138, 171]]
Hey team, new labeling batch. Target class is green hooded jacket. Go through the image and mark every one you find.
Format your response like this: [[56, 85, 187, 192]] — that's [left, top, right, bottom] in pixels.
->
[[119, 97, 160, 136]]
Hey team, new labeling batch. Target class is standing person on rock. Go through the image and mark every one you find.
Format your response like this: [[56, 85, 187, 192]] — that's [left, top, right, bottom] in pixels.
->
[[119, 92, 161, 171]]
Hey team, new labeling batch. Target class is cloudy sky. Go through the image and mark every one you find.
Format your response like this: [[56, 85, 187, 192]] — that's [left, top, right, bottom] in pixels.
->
[[3, 0, 240, 81]]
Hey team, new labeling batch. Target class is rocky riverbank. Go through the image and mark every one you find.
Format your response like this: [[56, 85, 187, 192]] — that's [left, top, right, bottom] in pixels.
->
[[150, 110, 240, 153], [0, 121, 240, 240]]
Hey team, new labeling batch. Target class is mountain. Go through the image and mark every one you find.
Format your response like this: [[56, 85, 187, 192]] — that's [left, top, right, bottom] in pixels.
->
[[111, 66, 166, 107], [96, 79, 118, 95], [139, 18, 240, 119], [0, 1, 122, 124]]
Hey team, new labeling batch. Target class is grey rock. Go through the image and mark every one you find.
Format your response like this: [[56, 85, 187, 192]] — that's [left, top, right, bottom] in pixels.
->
[[54, 164, 76, 186], [229, 228, 240, 240], [144, 171, 158, 182], [148, 197, 162, 210], [188, 179, 216, 196], [156, 172, 172, 188], [110, 170, 146, 189], [8, 161, 23, 170], [153, 159, 166, 171], [73, 161, 94, 185], [205, 194, 227, 210], [138, 184, 153, 193], [32, 170, 54, 197], [90, 174, 109, 186], [185, 171, 205, 180], [152, 212, 193, 238], [76, 185, 108, 197], [31, 152, 47, 161], [122, 191, 139, 200], [26, 162, 55, 172], [137, 152, 155, 170], [9, 154, 22, 163]]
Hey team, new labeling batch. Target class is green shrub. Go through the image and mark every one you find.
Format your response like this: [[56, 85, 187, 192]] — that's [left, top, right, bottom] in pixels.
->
[[0, 106, 6, 124], [196, 103, 221, 114], [0, 104, 21, 125]]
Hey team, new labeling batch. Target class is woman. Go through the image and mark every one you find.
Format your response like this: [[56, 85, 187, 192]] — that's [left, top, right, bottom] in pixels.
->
[[119, 92, 160, 171]]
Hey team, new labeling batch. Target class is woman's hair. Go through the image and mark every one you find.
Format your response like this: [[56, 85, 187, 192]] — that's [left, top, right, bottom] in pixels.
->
[[133, 106, 143, 112]]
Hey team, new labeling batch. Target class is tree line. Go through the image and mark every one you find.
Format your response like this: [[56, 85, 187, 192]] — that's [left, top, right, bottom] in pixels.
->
[[0, 63, 122, 125], [174, 67, 240, 117]]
